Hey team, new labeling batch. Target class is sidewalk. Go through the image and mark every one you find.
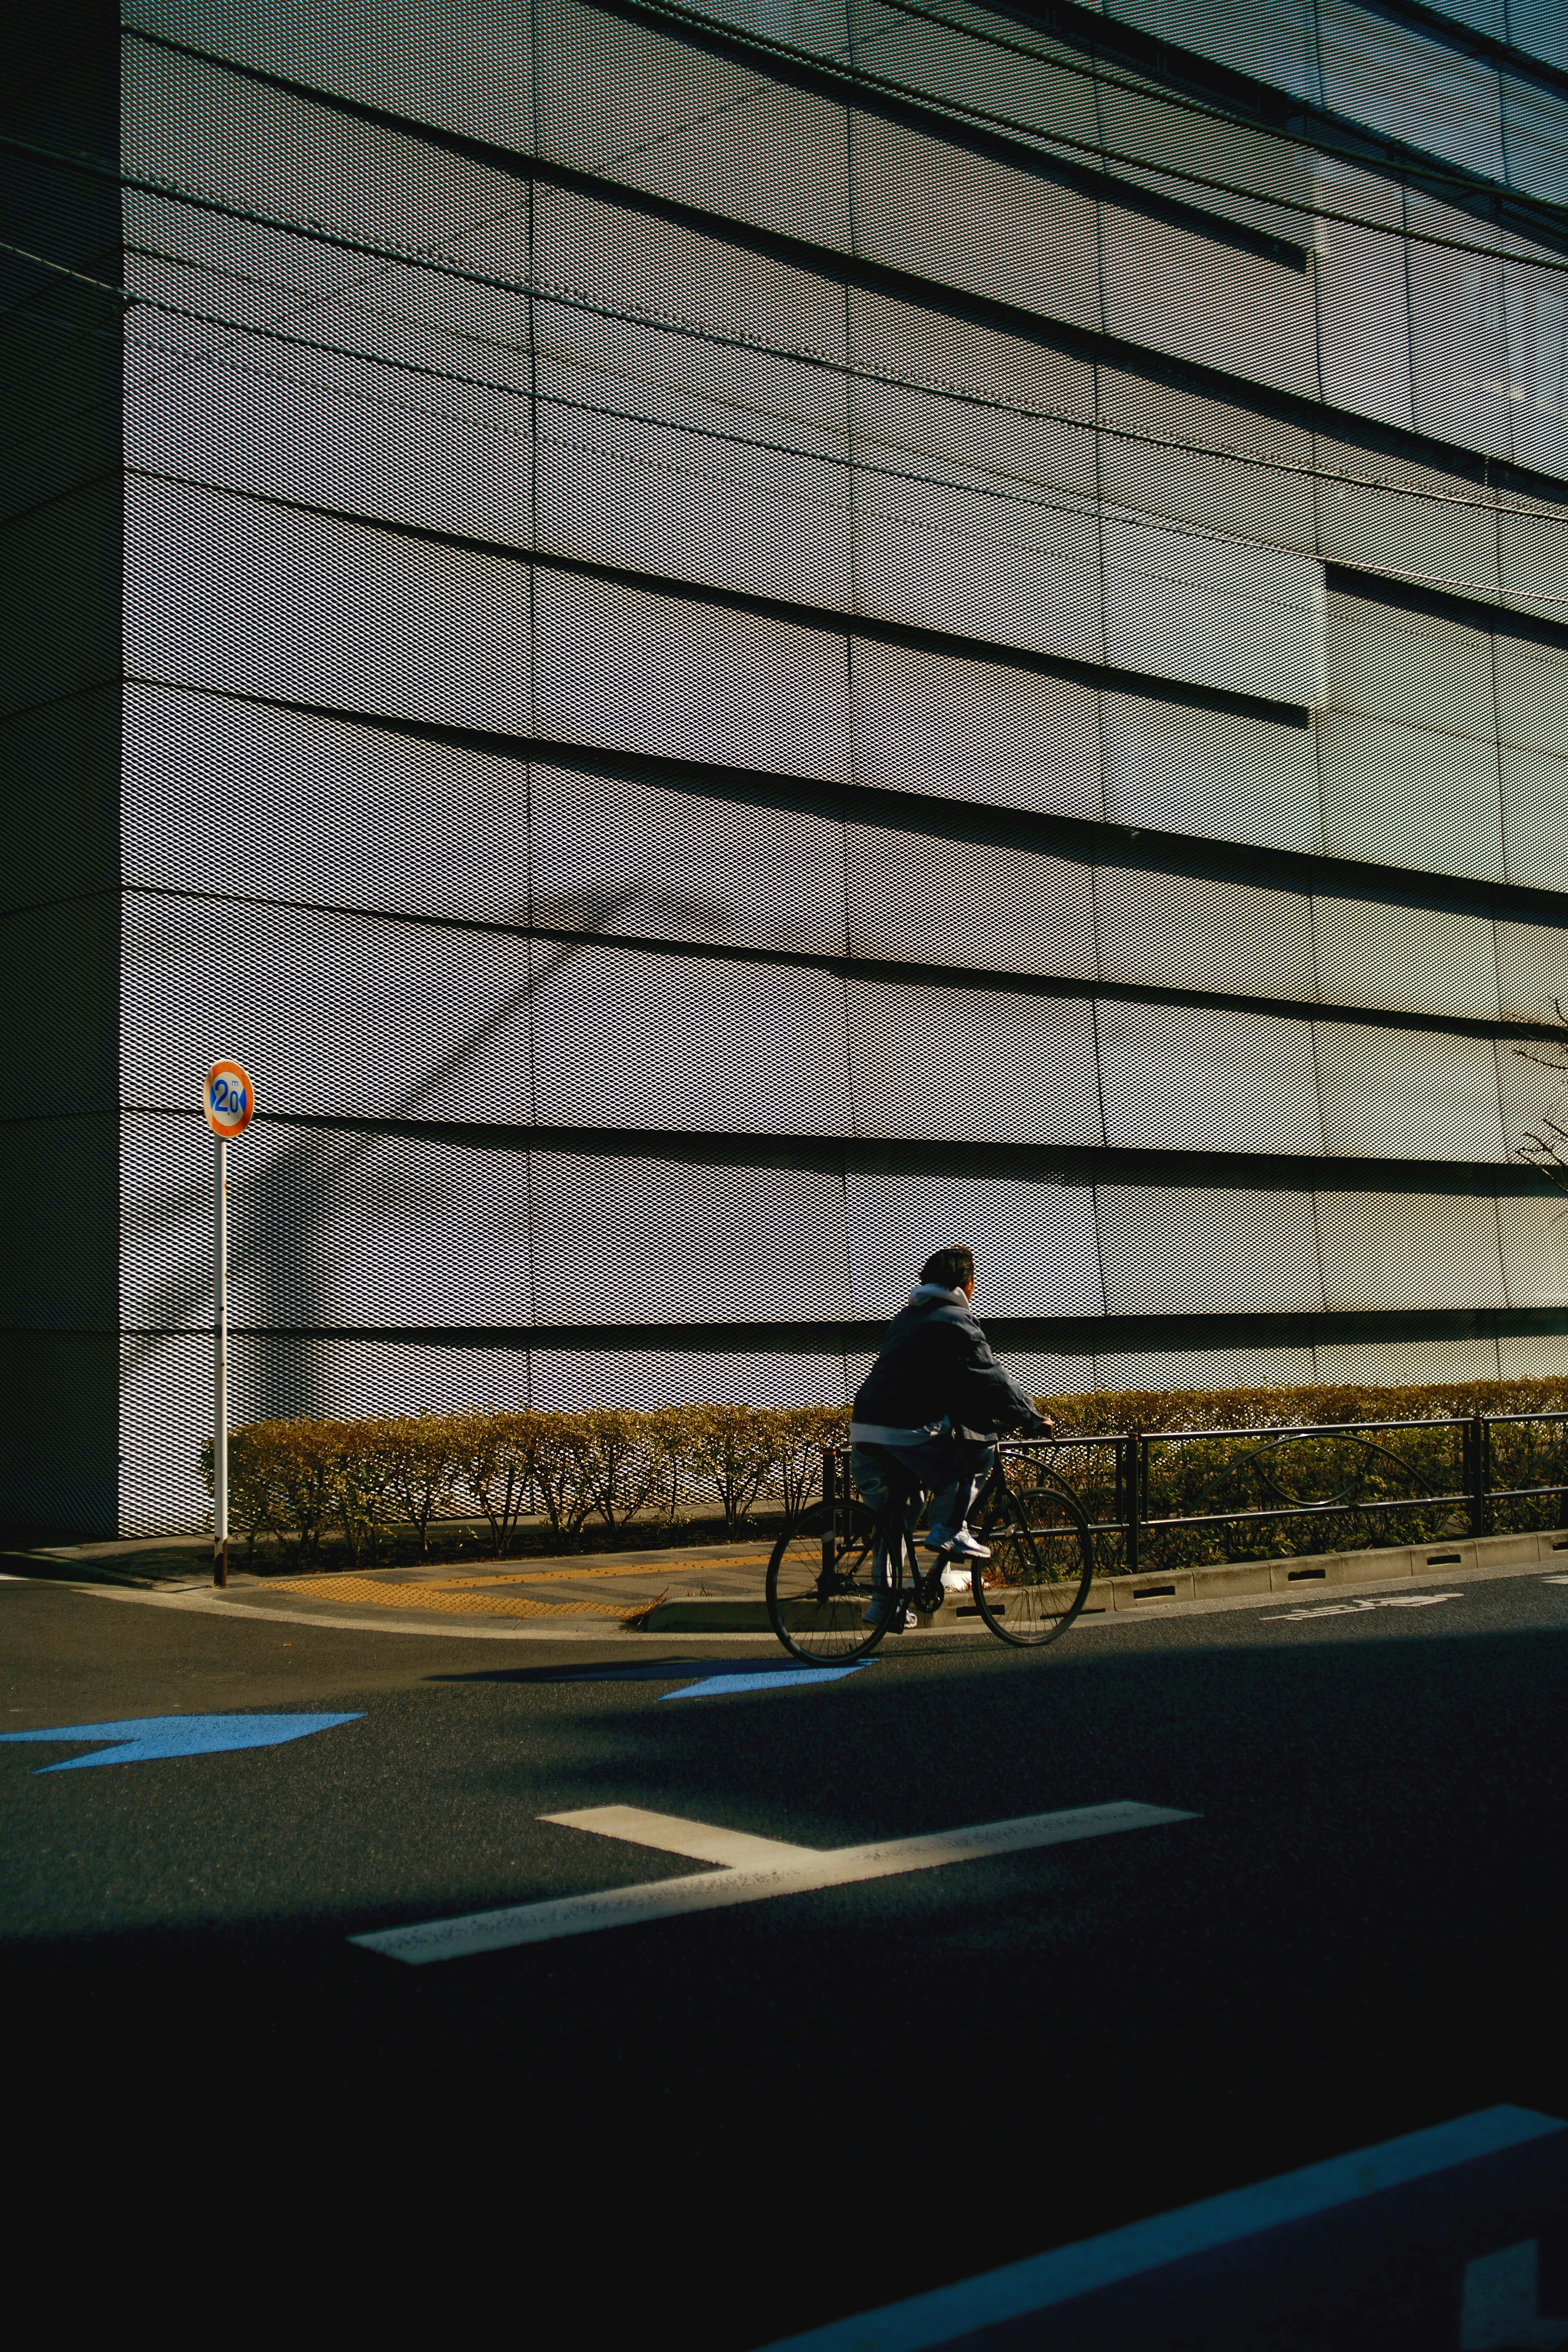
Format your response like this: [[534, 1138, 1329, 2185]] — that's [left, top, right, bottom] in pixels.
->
[[7, 1521, 1566, 1637]]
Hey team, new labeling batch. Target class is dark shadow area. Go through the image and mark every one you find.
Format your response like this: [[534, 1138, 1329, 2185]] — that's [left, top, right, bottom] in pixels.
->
[[3, 1608, 1564, 2344]]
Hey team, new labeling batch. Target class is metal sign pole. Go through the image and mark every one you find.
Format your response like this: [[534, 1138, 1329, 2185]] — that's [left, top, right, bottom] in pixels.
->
[[214, 1131, 228, 1588], [203, 1060, 252, 1590]]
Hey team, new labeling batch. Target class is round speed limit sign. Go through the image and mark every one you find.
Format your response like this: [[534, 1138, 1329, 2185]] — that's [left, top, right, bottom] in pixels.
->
[[204, 1060, 255, 1138]]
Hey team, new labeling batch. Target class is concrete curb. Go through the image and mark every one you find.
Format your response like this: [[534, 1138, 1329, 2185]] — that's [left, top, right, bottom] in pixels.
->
[[635, 1524, 1568, 1631], [1081, 1523, 1568, 1614]]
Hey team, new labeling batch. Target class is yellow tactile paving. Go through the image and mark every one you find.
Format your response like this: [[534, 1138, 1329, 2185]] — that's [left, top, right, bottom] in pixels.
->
[[265, 1575, 658, 1619], [430, 1556, 767, 1586]]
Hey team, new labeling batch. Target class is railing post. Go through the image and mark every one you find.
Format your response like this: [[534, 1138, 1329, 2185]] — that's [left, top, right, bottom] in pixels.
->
[[1126, 1430, 1142, 1577], [821, 1445, 837, 1577], [1467, 1412, 1485, 1540]]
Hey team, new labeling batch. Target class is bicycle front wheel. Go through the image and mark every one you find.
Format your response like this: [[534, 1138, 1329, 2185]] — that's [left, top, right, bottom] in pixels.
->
[[767, 1497, 906, 1664], [970, 1461, 1096, 1647]]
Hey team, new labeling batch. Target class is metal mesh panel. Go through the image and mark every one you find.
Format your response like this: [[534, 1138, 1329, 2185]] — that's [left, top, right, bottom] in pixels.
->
[[0, 486, 121, 722], [1100, 694, 1324, 854], [1313, 1334, 1504, 1383], [126, 478, 536, 733], [1095, 1343, 1319, 1391], [1099, 200, 1320, 402], [846, 822, 1096, 978], [1497, 1192, 1568, 1310], [1319, 1, 1505, 185], [1313, 1024, 1508, 1162], [1499, 746, 1568, 892], [843, 1171, 1104, 1319], [1497, 1332, 1568, 1379], [1314, 441, 1501, 600], [530, 1152, 851, 1325], [527, 1349, 849, 1412], [1326, 600, 1498, 739], [1499, 1027, 1568, 1161], [1318, 712, 1506, 883], [850, 111, 1103, 336], [122, 894, 535, 1123], [1095, 866, 1319, 1000], [1096, 1002, 1326, 1155], [1100, 515, 1327, 705], [0, 900, 120, 1121], [0, 687, 121, 916], [1, 1114, 119, 1331], [851, 644, 1103, 818], [1312, 895, 1502, 1021], [1106, 0, 1323, 103], [1311, 160, 1413, 434], [127, 0, 539, 145], [1097, 369, 1317, 552], [125, 684, 531, 924], [1314, 1189, 1509, 1310], [120, 1111, 534, 1335], [3, 1336, 120, 1534], [847, 983, 1101, 1143], [530, 941, 854, 1134], [534, 571, 852, 778], [533, 766, 848, 958], [535, 0, 854, 250], [1495, 918, 1568, 1022], [1097, 1185, 1327, 1316], [537, 180, 853, 408], [853, 472, 1104, 665]]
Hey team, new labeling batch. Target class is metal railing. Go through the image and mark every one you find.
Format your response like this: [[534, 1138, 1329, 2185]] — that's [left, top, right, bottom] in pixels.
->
[[835, 1410, 1568, 1577]]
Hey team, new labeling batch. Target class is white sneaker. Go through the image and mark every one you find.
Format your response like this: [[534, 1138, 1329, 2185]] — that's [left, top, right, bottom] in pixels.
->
[[923, 1523, 991, 1560], [861, 1591, 904, 1628]]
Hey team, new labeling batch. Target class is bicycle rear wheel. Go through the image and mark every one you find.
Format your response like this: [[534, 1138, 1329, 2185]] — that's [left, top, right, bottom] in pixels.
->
[[969, 1459, 1096, 1647], [767, 1497, 909, 1664]]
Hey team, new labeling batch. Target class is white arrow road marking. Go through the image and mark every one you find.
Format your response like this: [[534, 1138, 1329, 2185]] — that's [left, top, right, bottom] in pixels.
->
[[351, 1800, 1196, 1966]]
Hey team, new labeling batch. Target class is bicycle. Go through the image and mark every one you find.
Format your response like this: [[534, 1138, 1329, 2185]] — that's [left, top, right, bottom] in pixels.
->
[[766, 1438, 1098, 1665]]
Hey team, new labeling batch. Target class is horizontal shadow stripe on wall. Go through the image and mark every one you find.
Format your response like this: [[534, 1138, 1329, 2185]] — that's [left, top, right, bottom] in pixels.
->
[[89, 1306, 1568, 1358], [66, 45, 1568, 521], [109, 1122, 1564, 1197], [111, 9, 1568, 517], [123, 470, 1316, 731], [110, 680, 1568, 933], [97, 897, 1568, 1049]]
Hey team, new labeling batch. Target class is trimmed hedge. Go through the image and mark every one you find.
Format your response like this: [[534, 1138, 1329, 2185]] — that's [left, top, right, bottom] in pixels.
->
[[1046, 1379, 1568, 1569], [202, 1405, 844, 1564], [203, 1378, 1568, 1568]]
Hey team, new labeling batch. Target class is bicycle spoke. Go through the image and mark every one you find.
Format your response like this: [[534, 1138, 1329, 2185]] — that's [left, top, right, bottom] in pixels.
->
[[766, 1499, 898, 1663], [971, 1458, 1096, 1647]]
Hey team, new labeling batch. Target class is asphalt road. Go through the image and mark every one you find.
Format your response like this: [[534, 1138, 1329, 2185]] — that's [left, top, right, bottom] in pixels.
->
[[4, 1568, 1566, 2341]]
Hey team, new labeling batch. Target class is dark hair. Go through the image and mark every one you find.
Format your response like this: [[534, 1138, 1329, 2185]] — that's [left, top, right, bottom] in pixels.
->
[[920, 1246, 974, 1292]]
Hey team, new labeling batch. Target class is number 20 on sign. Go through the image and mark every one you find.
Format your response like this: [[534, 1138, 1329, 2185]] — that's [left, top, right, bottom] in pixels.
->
[[204, 1061, 254, 1587]]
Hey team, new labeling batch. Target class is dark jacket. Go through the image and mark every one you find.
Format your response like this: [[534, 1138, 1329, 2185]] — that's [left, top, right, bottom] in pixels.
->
[[852, 1285, 1045, 1442]]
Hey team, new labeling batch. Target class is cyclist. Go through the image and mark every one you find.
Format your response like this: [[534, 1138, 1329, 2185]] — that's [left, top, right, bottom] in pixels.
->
[[849, 1245, 1052, 1623]]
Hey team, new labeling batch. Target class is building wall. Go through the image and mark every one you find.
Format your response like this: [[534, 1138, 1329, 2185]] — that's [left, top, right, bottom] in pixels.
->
[[9, 0, 1568, 1530], [0, 8, 123, 1532]]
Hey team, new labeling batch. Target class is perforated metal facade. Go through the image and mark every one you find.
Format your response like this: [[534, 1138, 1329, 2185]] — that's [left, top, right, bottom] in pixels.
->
[[5, 0, 1568, 1532]]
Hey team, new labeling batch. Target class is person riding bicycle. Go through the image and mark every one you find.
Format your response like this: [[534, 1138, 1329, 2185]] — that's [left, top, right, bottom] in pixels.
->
[[849, 1245, 1053, 1622]]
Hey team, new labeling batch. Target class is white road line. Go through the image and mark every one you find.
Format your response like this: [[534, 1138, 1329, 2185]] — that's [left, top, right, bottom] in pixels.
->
[[1263, 1592, 1461, 1621], [541, 1804, 819, 1869], [351, 1800, 1195, 1965]]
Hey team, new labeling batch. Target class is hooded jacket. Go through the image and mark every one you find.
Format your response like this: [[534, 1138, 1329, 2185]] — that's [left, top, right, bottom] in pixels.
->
[[851, 1285, 1045, 1443]]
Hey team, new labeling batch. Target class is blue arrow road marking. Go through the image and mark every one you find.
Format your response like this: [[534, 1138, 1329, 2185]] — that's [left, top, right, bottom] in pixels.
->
[[762, 2106, 1568, 2350], [0, 1713, 365, 1772], [661, 1664, 876, 1699]]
